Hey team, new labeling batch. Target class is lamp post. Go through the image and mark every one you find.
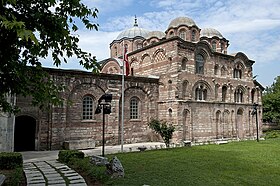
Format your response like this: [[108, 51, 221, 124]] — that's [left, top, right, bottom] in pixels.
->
[[252, 103, 259, 142], [95, 93, 112, 157]]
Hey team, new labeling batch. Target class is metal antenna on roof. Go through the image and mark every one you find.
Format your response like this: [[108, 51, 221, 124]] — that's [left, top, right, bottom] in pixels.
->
[[134, 15, 138, 27]]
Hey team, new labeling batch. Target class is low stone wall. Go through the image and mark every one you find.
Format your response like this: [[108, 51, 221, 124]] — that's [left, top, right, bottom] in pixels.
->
[[63, 139, 96, 150], [262, 123, 280, 131]]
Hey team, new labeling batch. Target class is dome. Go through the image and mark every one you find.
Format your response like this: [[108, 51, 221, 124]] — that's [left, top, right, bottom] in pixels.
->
[[200, 28, 224, 39], [115, 25, 149, 40], [146, 31, 165, 39], [168, 17, 197, 29]]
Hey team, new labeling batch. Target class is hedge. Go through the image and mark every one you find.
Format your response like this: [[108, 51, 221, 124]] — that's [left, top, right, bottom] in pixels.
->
[[0, 152, 23, 169]]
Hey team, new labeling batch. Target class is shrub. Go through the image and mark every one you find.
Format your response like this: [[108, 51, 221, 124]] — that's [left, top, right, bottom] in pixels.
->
[[58, 150, 84, 163], [264, 130, 280, 139], [148, 118, 175, 147], [0, 152, 23, 169]]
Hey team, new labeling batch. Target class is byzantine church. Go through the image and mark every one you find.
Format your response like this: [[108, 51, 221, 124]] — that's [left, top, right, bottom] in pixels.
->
[[0, 16, 263, 151]]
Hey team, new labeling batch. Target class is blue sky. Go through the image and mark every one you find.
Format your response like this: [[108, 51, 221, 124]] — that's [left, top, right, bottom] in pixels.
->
[[43, 0, 280, 87]]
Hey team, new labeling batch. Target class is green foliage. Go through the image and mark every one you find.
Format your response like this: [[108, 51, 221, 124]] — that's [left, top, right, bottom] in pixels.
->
[[262, 76, 280, 123], [264, 130, 280, 139], [0, 152, 23, 169], [66, 157, 110, 184], [0, 0, 99, 113], [58, 150, 84, 163], [148, 118, 175, 147], [0, 167, 24, 186]]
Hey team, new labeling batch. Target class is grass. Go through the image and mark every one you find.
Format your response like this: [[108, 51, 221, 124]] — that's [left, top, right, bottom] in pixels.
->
[[69, 138, 280, 186]]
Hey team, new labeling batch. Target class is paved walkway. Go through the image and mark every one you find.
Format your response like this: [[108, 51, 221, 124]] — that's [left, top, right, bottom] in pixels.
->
[[24, 160, 86, 186], [21, 142, 164, 186]]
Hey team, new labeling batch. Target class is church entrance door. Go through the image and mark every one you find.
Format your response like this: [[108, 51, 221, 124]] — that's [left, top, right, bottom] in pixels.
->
[[14, 115, 36, 151]]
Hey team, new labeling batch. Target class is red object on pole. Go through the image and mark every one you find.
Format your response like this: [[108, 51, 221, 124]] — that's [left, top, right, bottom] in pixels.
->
[[124, 47, 129, 76]]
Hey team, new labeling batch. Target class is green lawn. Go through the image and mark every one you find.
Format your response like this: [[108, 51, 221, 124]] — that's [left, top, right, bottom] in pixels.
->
[[103, 139, 280, 186], [68, 139, 280, 185]]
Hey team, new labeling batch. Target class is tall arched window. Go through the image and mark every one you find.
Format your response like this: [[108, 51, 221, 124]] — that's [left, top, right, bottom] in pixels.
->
[[212, 41, 217, 51], [251, 89, 256, 103], [124, 44, 128, 52], [169, 31, 174, 38], [196, 54, 204, 74], [182, 81, 188, 99], [83, 96, 94, 120], [136, 42, 142, 49], [114, 46, 117, 57], [220, 42, 224, 53], [195, 85, 207, 101], [179, 30, 186, 40], [214, 64, 219, 75], [233, 64, 242, 79], [168, 80, 172, 99], [222, 86, 227, 102], [221, 66, 227, 76], [130, 97, 139, 119], [191, 30, 196, 41], [182, 58, 187, 70], [234, 88, 243, 103]]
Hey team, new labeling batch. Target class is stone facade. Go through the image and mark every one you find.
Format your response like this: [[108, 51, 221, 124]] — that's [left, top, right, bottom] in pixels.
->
[[0, 95, 15, 152], [6, 16, 263, 151]]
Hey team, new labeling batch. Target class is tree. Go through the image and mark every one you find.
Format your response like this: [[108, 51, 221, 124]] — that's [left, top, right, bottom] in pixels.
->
[[148, 118, 175, 147], [262, 76, 280, 124], [0, 0, 99, 113]]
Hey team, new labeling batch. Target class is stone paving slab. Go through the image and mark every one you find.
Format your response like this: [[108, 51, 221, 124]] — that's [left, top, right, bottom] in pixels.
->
[[23, 161, 87, 186]]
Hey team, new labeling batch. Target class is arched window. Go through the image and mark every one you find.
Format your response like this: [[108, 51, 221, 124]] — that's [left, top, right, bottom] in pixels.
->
[[114, 46, 117, 57], [214, 64, 219, 75], [222, 86, 227, 102], [212, 41, 217, 51], [182, 58, 187, 70], [130, 97, 139, 119], [168, 80, 172, 99], [234, 88, 243, 103], [251, 89, 256, 103], [83, 96, 94, 120], [196, 54, 204, 74], [191, 30, 196, 41], [168, 108, 172, 118], [124, 44, 128, 52], [169, 31, 174, 38], [136, 42, 142, 49], [195, 85, 207, 101], [233, 64, 242, 79], [179, 30, 186, 40], [220, 42, 224, 53], [182, 81, 188, 98], [221, 66, 227, 76]]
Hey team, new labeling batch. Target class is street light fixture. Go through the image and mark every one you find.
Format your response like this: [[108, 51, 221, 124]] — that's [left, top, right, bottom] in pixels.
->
[[252, 103, 259, 142], [95, 93, 112, 157]]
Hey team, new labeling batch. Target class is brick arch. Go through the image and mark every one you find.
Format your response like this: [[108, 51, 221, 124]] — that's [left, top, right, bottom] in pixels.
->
[[196, 41, 212, 58], [180, 80, 189, 99], [141, 53, 152, 64], [153, 48, 166, 63], [192, 80, 213, 95], [215, 110, 222, 138], [223, 109, 231, 137], [66, 83, 105, 126], [221, 65, 228, 76]]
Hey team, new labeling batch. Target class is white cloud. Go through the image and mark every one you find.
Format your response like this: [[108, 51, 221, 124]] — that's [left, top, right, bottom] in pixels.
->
[[77, 30, 118, 60], [42, 0, 280, 86], [82, 0, 134, 14]]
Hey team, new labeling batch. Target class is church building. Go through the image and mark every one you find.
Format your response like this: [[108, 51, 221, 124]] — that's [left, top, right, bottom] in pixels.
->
[[0, 16, 264, 151]]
